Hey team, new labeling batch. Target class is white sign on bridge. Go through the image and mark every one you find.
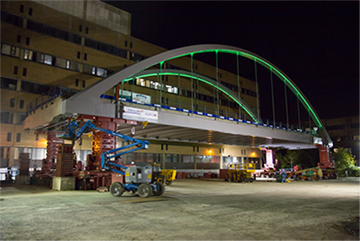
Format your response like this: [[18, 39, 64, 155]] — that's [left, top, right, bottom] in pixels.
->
[[123, 106, 158, 122]]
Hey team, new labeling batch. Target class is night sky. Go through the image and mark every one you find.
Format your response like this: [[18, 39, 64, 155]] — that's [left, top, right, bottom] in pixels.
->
[[104, 1, 359, 121]]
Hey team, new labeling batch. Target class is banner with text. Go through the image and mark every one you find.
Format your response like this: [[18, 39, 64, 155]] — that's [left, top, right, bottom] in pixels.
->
[[123, 106, 158, 122], [132, 93, 151, 104]]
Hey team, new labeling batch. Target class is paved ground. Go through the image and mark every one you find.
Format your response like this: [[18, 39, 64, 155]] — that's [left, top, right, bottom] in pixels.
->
[[0, 177, 359, 240]]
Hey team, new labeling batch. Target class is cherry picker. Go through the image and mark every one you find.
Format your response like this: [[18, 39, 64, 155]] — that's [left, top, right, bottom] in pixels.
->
[[57, 120, 165, 198]]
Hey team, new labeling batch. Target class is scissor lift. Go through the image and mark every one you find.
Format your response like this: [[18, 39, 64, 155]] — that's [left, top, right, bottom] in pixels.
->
[[225, 163, 256, 183]]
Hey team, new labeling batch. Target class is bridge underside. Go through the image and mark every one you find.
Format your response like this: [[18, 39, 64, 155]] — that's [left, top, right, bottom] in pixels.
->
[[117, 121, 315, 150]]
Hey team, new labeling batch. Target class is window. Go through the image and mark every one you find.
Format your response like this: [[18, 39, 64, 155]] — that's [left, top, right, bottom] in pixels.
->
[[29, 8, 33, 16], [26, 37, 30, 45], [10, 98, 15, 107], [75, 79, 79, 87], [17, 113, 26, 125], [24, 49, 33, 60], [20, 81, 51, 95], [67, 60, 80, 71], [17, 35, 21, 43], [19, 100, 24, 109], [96, 68, 106, 77], [16, 133, 21, 142], [85, 27, 89, 34], [77, 52, 80, 59], [43, 54, 52, 65], [20, 5, 24, 13], [83, 64, 93, 75], [1, 111, 14, 124], [1, 44, 11, 55], [79, 25, 82, 32], [22, 68, 27, 76], [7, 133, 12, 142], [130, 42, 133, 48], [13, 66, 18, 75], [136, 78, 146, 86], [55, 57, 67, 68], [84, 53, 87, 60], [1, 77, 17, 90], [2, 11, 23, 27], [10, 46, 20, 57], [82, 80, 85, 88], [125, 41, 127, 47]]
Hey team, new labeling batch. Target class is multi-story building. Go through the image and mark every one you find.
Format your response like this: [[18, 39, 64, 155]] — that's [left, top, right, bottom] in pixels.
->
[[1, 0, 261, 170], [323, 116, 359, 163]]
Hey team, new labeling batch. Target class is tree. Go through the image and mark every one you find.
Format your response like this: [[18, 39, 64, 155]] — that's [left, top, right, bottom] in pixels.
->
[[331, 147, 355, 169], [331, 148, 358, 177], [276, 149, 319, 169]]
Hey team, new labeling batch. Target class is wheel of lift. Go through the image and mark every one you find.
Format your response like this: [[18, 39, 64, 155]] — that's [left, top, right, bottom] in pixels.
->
[[138, 183, 153, 198], [229, 175, 235, 183], [225, 173, 230, 182], [153, 182, 165, 196], [165, 180, 172, 185], [110, 182, 125, 197], [157, 175, 165, 184], [308, 176, 313, 181]]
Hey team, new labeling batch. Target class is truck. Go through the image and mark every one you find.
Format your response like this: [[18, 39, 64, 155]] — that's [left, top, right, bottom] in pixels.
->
[[57, 120, 164, 198]]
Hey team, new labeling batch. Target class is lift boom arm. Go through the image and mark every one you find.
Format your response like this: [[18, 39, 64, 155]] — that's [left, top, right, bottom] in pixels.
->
[[57, 120, 150, 175]]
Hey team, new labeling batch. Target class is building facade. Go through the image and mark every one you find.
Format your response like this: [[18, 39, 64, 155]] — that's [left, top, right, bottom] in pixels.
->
[[323, 116, 359, 162], [1, 0, 262, 170]]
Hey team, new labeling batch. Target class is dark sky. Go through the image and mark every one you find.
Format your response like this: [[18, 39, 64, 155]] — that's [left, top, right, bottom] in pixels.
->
[[104, 0, 359, 121]]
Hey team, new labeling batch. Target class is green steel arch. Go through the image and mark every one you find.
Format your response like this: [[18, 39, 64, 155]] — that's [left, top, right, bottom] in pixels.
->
[[71, 44, 332, 146], [123, 69, 260, 123]]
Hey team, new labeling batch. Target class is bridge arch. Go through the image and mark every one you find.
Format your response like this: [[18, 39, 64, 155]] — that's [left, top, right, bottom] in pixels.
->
[[123, 69, 260, 123], [70, 44, 331, 146]]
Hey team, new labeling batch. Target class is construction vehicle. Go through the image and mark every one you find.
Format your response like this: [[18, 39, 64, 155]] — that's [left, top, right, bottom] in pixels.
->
[[287, 167, 323, 181], [151, 163, 177, 185], [57, 120, 164, 198], [225, 163, 256, 183]]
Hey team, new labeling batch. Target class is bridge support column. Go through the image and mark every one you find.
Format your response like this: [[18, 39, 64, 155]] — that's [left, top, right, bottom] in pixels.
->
[[53, 144, 75, 190], [318, 146, 332, 168], [194, 154, 197, 170], [16, 153, 30, 184], [46, 131, 64, 172]]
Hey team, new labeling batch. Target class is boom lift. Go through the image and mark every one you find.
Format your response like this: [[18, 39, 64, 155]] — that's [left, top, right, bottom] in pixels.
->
[[57, 120, 165, 198]]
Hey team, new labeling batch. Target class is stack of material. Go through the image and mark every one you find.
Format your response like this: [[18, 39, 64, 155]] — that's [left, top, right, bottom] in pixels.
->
[[55, 144, 73, 177], [92, 119, 117, 170], [19, 153, 30, 175], [46, 132, 64, 162]]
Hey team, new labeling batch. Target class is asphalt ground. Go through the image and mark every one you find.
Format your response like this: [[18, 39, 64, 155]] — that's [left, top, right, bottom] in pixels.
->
[[0, 177, 359, 240]]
